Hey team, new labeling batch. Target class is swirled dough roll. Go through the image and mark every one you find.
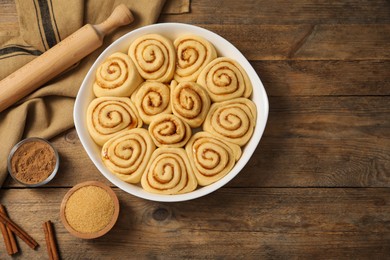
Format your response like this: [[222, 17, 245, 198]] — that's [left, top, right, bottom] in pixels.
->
[[197, 57, 252, 102], [171, 81, 211, 128], [93, 52, 143, 97], [132, 81, 172, 124], [149, 114, 192, 148], [102, 128, 156, 184], [141, 148, 197, 195], [170, 79, 178, 91], [128, 34, 175, 82], [186, 131, 241, 186], [203, 98, 257, 146], [87, 97, 143, 146], [174, 34, 217, 82]]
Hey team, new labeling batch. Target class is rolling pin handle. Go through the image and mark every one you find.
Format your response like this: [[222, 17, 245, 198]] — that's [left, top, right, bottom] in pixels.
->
[[93, 4, 134, 37]]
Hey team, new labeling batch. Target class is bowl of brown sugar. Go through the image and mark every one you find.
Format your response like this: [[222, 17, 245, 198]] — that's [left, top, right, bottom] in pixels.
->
[[7, 137, 59, 187], [60, 181, 120, 239]]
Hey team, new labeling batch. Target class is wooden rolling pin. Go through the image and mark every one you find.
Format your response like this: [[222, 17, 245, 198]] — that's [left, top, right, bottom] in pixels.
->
[[0, 4, 134, 113]]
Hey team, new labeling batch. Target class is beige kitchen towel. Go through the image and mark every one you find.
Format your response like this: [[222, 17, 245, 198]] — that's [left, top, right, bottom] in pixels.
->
[[0, 0, 190, 187]]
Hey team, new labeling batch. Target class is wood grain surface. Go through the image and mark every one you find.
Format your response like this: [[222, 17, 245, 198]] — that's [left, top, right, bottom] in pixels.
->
[[1, 0, 390, 259]]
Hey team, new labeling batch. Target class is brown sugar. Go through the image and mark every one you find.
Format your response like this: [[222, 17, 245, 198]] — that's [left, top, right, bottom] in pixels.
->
[[64, 185, 115, 234], [10, 140, 56, 184]]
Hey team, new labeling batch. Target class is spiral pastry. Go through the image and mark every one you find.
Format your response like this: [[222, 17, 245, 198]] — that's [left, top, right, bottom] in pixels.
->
[[171, 81, 211, 128], [170, 79, 178, 91], [128, 34, 175, 83], [186, 132, 242, 186], [197, 57, 253, 102], [141, 148, 197, 195], [173, 34, 217, 82], [203, 98, 257, 146], [102, 128, 156, 184], [149, 114, 192, 148], [87, 97, 143, 146], [93, 52, 143, 97], [130, 81, 172, 125]]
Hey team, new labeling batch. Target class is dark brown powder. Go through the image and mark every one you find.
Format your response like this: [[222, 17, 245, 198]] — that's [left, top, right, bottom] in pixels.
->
[[10, 140, 56, 184]]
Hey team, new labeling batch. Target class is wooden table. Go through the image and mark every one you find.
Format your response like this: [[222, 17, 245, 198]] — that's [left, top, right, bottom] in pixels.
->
[[1, 0, 390, 258]]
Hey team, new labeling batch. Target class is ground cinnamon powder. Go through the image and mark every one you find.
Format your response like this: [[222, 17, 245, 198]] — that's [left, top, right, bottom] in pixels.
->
[[64, 185, 115, 233], [10, 140, 56, 184]]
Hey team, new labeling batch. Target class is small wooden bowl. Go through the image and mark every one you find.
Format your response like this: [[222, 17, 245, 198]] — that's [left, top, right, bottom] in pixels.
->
[[60, 181, 120, 239]]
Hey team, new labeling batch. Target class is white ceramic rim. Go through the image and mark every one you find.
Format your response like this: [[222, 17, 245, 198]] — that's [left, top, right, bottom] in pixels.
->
[[74, 23, 269, 202]]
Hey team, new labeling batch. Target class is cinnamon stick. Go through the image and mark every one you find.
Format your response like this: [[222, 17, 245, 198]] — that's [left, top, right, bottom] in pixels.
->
[[7, 226, 18, 254], [43, 221, 60, 260], [0, 205, 18, 255], [0, 210, 13, 255], [0, 210, 38, 249]]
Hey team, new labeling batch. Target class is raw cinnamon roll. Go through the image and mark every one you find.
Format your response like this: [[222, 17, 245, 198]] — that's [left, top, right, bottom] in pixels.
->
[[186, 132, 241, 186], [141, 148, 197, 195], [149, 114, 192, 148], [93, 52, 143, 97], [102, 128, 156, 184], [203, 98, 257, 146], [197, 57, 253, 102], [170, 79, 178, 91], [133, 81, 172, 124], [171, 81, 211, 128], [174, 34, 217, 82], [128, 34, 175, 82], [87, 97, 142, 146]]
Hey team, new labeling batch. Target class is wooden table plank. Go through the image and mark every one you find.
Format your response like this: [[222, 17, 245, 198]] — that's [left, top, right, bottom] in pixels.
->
[[160, 0, 390, 25], [0, 187, 389, 259], [193, 24, 390, 61], [236, 138, 390, 188], [0, 0, 18, 36], [3, 0, 390, 28], [256, 60, 390, 96]]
